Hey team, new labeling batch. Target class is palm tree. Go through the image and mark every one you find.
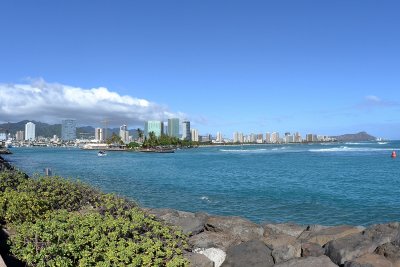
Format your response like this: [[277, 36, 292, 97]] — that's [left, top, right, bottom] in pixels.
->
[[137, 128, 144, 143]]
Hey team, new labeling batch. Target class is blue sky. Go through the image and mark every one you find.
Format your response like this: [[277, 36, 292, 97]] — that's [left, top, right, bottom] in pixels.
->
[[0, 1, 400, 138]]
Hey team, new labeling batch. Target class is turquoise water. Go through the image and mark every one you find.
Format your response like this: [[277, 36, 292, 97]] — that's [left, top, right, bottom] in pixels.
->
[[4, 141, 400, 226]]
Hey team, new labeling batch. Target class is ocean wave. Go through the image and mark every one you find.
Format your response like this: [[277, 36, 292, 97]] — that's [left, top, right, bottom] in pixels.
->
[[378, 142, 388, 145], [219, 149, 267, 153], [200, 196, 211, 202], [309, 146, 394, 152], [344, 142, 371, 145]]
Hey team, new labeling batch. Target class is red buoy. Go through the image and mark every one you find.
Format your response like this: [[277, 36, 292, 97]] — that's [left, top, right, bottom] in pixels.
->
[[391, 151, 396, 158]]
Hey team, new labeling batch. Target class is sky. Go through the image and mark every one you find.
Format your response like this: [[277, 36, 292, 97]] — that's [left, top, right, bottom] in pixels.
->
[[0, 0, 400, 139]]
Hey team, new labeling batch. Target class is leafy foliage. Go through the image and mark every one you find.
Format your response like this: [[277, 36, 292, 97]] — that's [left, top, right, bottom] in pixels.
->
[[0, 171, 189, 266], [0, 170, 27, 192]]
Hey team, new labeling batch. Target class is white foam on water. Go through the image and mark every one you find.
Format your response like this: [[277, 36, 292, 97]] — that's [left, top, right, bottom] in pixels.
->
[[309, 146, 394, 152], [378, 142, 388, 145], [200, 196, 211, 202], [219, 148, 267, 153]]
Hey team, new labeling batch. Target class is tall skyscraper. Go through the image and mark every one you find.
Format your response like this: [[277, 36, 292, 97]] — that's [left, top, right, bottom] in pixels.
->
[[145, 121, 164, 138], [61, 119, 76, 141], [216, 132, 223, 143], [271, 132, 279, 143], [119, 125, 129, 144], [265, 132, 271, 143], [191, 129, 199, 142], [16, 130, 24, 141], [233, 132, 239, 143], [25, 122, 35, 141], [95, 128, 104, 142], [168, 118, 180, 138], [182, 121, 191, 141]]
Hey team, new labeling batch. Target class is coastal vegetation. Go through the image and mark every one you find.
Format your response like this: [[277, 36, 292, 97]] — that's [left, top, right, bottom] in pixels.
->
[[141, 132, 199, 148], [0, 170, 189, 266]]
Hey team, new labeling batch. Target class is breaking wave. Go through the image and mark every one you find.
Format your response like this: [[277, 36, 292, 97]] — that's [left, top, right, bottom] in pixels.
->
[[309, 146, 394, 152]]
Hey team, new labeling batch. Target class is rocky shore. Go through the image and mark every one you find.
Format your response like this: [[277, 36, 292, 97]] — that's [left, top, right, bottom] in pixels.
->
[[1, 155, 399, 267], [147, 208, 400, 267]]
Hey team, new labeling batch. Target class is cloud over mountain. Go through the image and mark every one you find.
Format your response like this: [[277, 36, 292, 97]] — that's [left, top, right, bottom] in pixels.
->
[[0, 79, 184, 126]]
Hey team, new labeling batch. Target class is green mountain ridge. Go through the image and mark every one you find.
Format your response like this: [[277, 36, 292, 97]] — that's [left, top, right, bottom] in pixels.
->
[[0, 121, 139, 139]]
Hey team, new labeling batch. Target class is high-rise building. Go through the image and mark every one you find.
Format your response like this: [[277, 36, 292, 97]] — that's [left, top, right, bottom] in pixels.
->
[[182, 121, 191, 141], [306, 134, 313, 142], [216, 132, 223, 143], [257, 133, 263, 143], [95, 128, 104, 142], [168, 118, 180, 138], [61, 119, 76, 141], [294, 132, 302, 143], [145, 121, 164, 138], [233, 132, 239, 143], [0, 132, 6, 141], [119, 125, 129, 144], [25, 122, 35, 141], [271, 132, 279, 143], [16, 130, 24, 141], [265, 132, 271, 143], [191, 129, 199, 142]]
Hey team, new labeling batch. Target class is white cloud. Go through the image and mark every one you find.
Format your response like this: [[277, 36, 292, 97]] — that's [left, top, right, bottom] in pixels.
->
[[365, 95, 382, 103], [0, 79, 185, 127], [356, 95, 398, 110]]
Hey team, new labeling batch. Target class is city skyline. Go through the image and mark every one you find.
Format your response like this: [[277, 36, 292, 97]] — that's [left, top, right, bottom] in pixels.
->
[[1, 1, 400, 139]]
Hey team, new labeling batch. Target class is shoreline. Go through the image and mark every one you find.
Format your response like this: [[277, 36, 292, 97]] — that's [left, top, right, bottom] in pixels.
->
[[1, 155, 400, 266]]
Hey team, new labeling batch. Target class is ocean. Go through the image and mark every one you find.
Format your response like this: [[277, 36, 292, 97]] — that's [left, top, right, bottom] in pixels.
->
[[4, 141, 400, 226]]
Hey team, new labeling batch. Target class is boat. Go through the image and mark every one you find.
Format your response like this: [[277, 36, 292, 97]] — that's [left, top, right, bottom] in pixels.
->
[[98, 151, 107, 156]]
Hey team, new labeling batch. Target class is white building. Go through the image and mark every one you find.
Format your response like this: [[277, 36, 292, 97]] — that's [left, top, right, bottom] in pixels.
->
[[120, 125, 129, 144], [271, 132, 279, 143], [25, 122, 36, 141], [95, 128, 104, 142], [16, 131, 24, 141], [265, 132, 271, 143], [191, 129, 199, 142], [216, 132, 223, 143]]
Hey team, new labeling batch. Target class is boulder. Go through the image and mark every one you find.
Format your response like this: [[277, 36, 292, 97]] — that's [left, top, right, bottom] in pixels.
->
[[263, 223, 307, 238], [274, 255, 338, 267], [185, 252, 214, 267], [221, 240, 274, 267], [301, 242, 325, 257], [189, 231, 241, 251], [304, 225, 365, 246], [343, 254, 393, 267], [272, 244, 301, 264], [205, 216, 264, 241], [263, 233, 301, 257], [325, 223, 400, 265], [375, 242, 400, 265], [147, 208, 208, 235], [297, 224, 332, 240], [194, 248, 226, 267]]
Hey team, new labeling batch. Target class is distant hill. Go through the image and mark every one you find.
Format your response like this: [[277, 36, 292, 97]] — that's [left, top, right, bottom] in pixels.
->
[[0, 120, 62, 137], [331, 131, 376, 142], [0, 121, 140, 139]]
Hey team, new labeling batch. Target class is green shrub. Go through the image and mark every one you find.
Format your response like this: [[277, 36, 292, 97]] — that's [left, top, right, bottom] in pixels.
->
[[0, 171, 189, 266], [17, 176, 102, 212], [10, 209, 188, 266], [0, 170, 27, 192], [0, 190, 50, 225]]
